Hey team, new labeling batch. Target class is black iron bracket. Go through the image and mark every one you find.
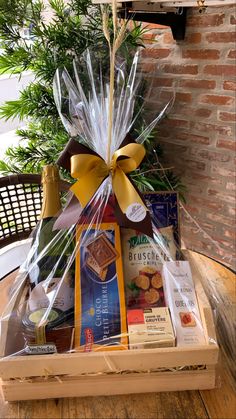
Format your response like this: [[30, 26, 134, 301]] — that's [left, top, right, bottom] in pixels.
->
[[119, 5, 188, 41]]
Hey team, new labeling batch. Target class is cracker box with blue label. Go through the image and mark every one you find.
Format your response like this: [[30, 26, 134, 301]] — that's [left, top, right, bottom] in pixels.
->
[[75, 222, 128, 351]]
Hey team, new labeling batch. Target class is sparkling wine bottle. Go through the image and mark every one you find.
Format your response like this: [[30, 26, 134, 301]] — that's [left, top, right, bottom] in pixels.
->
[[28, 164, 64, 290], [22, 166, 75, 352]]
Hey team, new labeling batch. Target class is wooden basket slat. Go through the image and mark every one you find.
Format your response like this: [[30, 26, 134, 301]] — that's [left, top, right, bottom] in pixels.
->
[[0, 344, 218, 380], [1, 369, 216, 402]]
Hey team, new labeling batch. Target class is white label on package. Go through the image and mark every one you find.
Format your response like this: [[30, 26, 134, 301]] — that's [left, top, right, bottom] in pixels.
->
[[162, 261, 205, 346]]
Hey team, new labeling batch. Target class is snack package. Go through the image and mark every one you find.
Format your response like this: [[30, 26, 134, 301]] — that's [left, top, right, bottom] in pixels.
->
[[162, 261, 206, 346], [75, 223, 127, 351], [127, 307, 175, 349], [121, 226, 178, 309], [144, 192, 180, 244]]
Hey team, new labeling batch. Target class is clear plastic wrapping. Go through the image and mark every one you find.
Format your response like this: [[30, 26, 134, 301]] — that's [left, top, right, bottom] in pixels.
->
[[0, 47, 218, 366]]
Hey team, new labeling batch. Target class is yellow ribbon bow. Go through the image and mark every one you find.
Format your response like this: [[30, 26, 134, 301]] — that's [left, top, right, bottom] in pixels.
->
[[70, 143, 147, 216]]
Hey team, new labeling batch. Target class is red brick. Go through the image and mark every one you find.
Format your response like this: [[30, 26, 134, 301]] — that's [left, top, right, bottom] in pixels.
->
[[158, 142, 188, 156], [153, 77, 173, 87], [228, 50, 236, 59], [190, 122, 232, 136], [217, 139, 236, 151], [206, 213, 233, 227], [176, 92, 192, 103], [162, 118, 189, 128], [226, 182, 236, 192], [196, 150, 231, 162], [178, 159, 206, 171], [157, 127, 172, 138], [200, 94, 234, 106], [176, 132, 210, 145], [210, 236, 235, 249], [172, 105, 212, 118], [163, 64, 198, 75], [211, 164, 235, 177], [223, 229, 236, 240], [219, 112, 236, 122], [141, 62, 156, 73], [195, 108, 212, 118], [230, 15, 236, 24], [182, 49, 220, 60], [142, 48, 171, 59], [187, 195, 224, 211], [159, 91, 176, 102], [188, 173, 223, 185], [185, 33, 202, 44], [188, 14, 224, 27], [143, 33, 156, 44], [145, 23, 168, 30], [223, 81, 236, 91], [208, 190, 235, 204], [227, 207, 236, 217], [204, 65, 236, 76], [179, 80, 216, 89], [206, 32, 236, 43], [163, 32, 175, 44]]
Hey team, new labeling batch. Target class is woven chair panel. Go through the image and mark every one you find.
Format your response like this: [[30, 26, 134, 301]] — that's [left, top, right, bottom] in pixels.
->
[[0, 174, 70, 248]]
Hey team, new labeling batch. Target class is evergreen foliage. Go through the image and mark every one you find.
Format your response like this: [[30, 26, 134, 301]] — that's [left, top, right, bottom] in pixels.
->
[[0, 0, 185, 198]]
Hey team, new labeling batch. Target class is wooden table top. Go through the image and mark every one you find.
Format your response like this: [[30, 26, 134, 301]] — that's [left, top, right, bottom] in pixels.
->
[[0, 251, 235, 419]]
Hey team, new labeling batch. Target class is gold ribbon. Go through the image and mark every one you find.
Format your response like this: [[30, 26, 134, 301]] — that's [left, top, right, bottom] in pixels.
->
[[70, 143, 147, 215]]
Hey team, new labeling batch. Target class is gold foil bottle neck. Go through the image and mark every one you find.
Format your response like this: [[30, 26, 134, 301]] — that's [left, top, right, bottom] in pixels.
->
[[41, 164, 60, 184], [40, 165, 62, 219]]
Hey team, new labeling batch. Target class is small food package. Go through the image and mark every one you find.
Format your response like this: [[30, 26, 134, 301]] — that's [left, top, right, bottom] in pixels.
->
[[75, 222, 128, 351], [121, 226, 178, 310], [162, 261, 206, 346], [144, 192, 180, 244], [127, 307, 175, 349]]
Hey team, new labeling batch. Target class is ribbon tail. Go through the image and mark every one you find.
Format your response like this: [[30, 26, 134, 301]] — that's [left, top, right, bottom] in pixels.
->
[[70, 164, 108, 209], [53, 193, 83, 230], [113, 169, 153, 238]]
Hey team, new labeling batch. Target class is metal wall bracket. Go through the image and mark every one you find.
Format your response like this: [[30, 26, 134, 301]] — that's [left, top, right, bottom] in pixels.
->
[[119, 5, 188, 40]]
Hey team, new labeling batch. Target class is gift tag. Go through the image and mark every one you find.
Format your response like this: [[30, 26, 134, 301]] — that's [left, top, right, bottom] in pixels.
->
[[126, 203, 146, 223]]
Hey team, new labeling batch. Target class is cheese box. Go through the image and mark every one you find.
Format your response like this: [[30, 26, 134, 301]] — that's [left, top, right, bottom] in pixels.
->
[[127, 307, 175, 349]]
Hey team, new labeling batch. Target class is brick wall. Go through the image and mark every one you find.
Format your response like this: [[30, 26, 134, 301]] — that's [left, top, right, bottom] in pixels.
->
[[141, 6, 235, 268]]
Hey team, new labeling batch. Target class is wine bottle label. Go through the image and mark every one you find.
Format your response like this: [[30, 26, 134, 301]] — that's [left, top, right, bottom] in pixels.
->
[[28, 274, 74, 313], [25, 344, 57, 355]]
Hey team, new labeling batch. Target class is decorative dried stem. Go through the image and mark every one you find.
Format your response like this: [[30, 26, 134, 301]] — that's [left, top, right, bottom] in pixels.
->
[[112, 0, 117, 39], [107, 50, 115, 163], [114, 20, 127, 53], [102, 1, 127, 163], [101, 5, 111, 50]]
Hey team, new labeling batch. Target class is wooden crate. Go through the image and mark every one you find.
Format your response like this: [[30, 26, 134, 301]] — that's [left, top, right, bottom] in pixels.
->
[[0, 257, 219, 402]]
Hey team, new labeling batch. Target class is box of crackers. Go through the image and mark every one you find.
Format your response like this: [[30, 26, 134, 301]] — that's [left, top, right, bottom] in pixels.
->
[[75, 222, 128, 351]]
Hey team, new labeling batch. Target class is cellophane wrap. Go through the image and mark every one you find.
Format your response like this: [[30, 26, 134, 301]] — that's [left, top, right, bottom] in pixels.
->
[[0, 48, 220, 373]]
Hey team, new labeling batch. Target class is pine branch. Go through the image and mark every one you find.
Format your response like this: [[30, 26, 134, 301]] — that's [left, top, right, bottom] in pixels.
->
[[0, 82, 57, 120]]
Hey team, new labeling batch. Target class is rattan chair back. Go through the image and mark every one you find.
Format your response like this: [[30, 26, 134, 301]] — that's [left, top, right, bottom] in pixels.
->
[[0, 174, 69, 249]]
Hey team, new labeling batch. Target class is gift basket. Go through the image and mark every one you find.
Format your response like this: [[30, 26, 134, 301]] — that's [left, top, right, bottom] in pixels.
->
[[0, 14, 219, 401]]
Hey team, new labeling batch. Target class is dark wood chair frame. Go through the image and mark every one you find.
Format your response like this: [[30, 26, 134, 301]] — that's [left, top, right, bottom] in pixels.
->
[[0, 174, 69, 249]]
